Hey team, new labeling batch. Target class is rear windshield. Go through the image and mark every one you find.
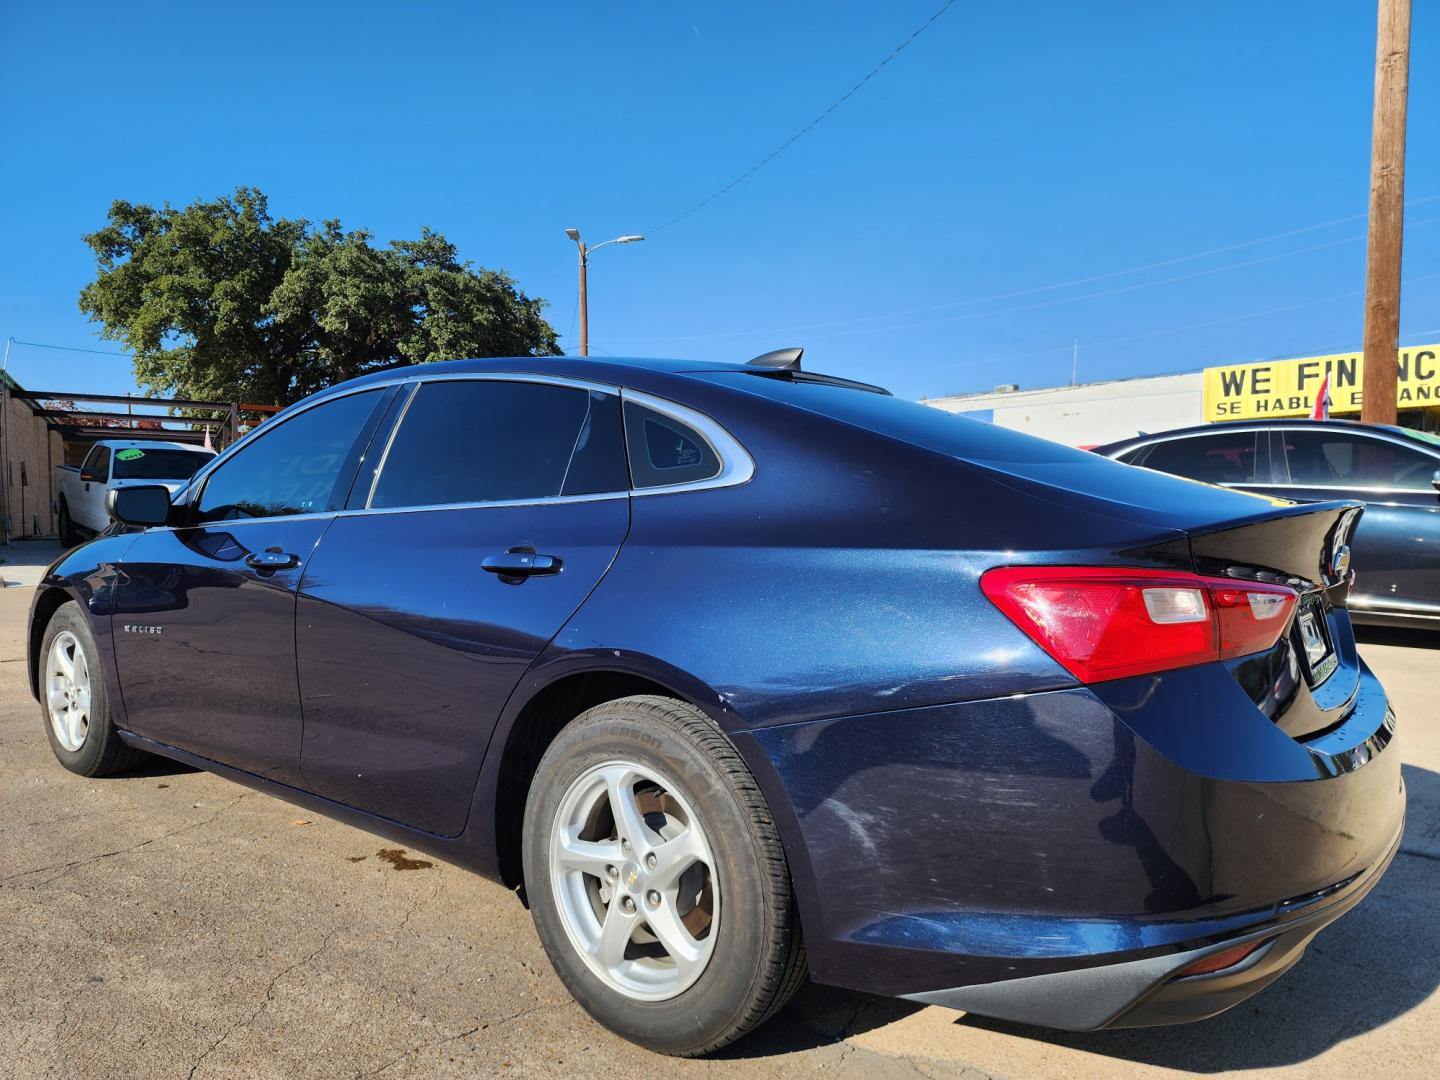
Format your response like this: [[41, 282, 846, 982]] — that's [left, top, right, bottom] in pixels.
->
[[112, 448, 212, 480]]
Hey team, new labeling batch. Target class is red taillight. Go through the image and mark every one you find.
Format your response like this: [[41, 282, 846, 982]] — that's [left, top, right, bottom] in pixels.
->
[[980, 566, 1298, 684]]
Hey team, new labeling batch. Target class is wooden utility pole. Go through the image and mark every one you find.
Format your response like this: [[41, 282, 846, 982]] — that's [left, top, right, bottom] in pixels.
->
[[1361, 0, 1411, 425]]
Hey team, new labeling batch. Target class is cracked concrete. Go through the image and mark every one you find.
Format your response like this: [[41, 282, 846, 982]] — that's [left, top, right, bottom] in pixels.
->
[[1, 582, 1438, 1078]]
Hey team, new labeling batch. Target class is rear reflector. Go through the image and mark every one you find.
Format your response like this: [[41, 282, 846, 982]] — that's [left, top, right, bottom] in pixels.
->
[[981, 566, 1298, 684], [1176, 938, 1268, 977]]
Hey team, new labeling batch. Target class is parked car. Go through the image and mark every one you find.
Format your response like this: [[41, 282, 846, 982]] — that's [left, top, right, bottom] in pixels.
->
[[31, 355, 1402, 1056], [56, 439, 215, 546], [1094, 419, 1440, 628]]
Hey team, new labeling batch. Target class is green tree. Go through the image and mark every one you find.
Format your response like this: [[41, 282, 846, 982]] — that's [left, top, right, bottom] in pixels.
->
[[79, 187, 561, 406]]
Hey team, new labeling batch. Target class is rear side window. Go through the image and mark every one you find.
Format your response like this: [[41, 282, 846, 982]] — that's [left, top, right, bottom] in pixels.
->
[[370, 381, 628, 509], [1138, 432, 1259, 485], [196, 390, 383, 522], [623, 401, 721, 489], [1281, 431, 1437, 489]]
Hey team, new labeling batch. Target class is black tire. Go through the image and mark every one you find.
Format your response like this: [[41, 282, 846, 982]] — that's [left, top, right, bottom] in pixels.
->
[[57, 500, 81, 547], [522, 694, 807, 1057], [38, 601, 147, 777]]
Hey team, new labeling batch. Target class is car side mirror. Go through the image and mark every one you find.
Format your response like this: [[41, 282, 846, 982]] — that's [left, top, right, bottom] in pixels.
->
[[107, 485, 172, 527], [1432, 468, 1440, 494], [80, 467, 104, 483]]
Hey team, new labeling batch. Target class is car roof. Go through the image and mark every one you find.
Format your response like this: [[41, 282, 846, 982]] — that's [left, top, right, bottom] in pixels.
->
[[1092, 418, 1433, 454], [306, 354, 890, 405], [93, 439, 214, 453]]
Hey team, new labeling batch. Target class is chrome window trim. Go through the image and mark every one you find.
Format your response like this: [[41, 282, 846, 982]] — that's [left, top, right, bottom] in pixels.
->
[[1111, 425, 1440, 491], [619, 388, 755, 496], [1231, 481, 1435, 497], [166, 370, 755, 528], [343, 491, 630, 517], [363, 382, 419, 509], [1114, 425, 1440, 463]]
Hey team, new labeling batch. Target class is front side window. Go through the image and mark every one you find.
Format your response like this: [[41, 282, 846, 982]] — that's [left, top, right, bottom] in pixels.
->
[[370, 381, 628, 509], [84, 445, 112, 481], [1136, 431, 1259, 485], [196, 390, 382, 522], [623, 401, 722, 489], [113, 448, 212, 481], [1282, 431, 1437, 489]]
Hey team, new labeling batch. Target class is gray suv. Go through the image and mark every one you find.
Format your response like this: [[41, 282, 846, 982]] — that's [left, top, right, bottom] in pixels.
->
[[1095, 419, 1440, 628]]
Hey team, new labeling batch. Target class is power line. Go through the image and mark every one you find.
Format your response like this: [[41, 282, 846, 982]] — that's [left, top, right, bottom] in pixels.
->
[[10, 338, 132, 357], [647, 1, 957, 235], [925, 267, 1440, 380], [645, 211, 1440, 346], [648, 195, 1440, 345]]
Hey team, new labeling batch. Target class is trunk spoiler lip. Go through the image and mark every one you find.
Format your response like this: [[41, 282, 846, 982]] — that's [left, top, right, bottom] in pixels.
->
[[1179, 498, 1364, 540], [1183, 499, 1364, 594]]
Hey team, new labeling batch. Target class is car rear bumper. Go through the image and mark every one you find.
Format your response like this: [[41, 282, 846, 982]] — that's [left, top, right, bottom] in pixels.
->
[[900, 815, 1402, 1029], [738, 657, 1405, 1027]]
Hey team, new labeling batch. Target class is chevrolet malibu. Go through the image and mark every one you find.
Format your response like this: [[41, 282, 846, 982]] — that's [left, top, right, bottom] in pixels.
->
[[30, 353, 1404, 1056]]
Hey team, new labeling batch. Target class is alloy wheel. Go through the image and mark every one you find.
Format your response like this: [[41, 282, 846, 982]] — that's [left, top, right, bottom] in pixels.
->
[[549, 760, 720, 1001], [46, 630, 92, 752]]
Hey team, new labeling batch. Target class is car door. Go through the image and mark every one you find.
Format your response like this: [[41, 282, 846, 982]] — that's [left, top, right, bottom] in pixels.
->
[[295, 376, 632, 836], [1272, 427, 1440, 617], [76, 444, 112, 531], [112, 387, 395, 781]]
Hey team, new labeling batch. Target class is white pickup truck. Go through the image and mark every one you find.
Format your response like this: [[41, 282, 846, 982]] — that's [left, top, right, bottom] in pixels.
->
[[56, 439, 215, 545]]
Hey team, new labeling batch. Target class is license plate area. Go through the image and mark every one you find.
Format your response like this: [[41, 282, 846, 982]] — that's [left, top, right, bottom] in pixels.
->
[[1296, 600, 1337, 687]]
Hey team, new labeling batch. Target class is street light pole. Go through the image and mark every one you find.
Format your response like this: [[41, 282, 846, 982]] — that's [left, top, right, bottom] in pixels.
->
[[565, 229, 644, 357], [576, 238, 589, 357]]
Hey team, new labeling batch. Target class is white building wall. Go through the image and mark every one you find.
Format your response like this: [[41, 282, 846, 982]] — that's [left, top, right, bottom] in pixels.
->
[[923, 372, 1204, 447]]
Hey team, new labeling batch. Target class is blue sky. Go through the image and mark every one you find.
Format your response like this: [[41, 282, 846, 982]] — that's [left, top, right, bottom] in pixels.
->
[[2, 1, 1437, 402]]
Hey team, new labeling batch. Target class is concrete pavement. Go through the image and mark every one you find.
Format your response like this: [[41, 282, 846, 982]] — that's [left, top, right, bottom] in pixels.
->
[[1, 558, 1436, 1078]]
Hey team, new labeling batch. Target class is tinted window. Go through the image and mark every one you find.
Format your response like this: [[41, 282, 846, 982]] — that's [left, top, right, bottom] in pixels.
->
[[196, 390, 382, 521], [371, 381, 626, 508], [1282, 431, 1437, 489], [1138, 432, 1259, 484], [1114, 446, 1149, 465], [562, 390, 630, 494], [112, 448, 212, 480], [624, 402, 722, 488], [85, 445, 111, 480]]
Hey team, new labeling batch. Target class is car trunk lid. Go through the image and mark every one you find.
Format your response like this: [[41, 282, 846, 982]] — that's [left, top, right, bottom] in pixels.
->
[[1184, 501, 1365, 739]]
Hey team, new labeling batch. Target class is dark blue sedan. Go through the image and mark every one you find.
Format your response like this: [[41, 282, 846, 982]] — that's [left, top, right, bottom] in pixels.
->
[[29, 353, 1403, 1055]]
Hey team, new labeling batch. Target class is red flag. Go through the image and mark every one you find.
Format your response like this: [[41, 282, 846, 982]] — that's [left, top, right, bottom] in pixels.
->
[[203, 426, 213, 451], [1310, 375, 1331, 421]]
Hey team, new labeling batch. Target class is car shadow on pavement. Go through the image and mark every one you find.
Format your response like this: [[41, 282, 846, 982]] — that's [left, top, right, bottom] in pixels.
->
[[949, 762, 1440, 1072], [1356, 625, 1440, 649], [120, 756, 201, 779], [714, 982, 921, 1058]]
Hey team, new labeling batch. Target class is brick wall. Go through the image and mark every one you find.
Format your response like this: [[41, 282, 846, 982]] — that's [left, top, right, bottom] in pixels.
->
[[1, 386, 64, 540]]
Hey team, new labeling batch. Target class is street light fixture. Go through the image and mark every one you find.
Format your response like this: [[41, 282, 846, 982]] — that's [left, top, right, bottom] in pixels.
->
[[566, 229, 644, 356]]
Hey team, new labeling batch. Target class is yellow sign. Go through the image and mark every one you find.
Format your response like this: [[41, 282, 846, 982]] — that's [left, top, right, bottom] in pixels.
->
[[1203, 344, 1440, 421], [1203, 344, 1440, 420]]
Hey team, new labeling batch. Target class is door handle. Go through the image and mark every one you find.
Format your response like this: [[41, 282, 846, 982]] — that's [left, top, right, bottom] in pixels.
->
[[482, 547, 562, 578], [246, 549, 301, 571]]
